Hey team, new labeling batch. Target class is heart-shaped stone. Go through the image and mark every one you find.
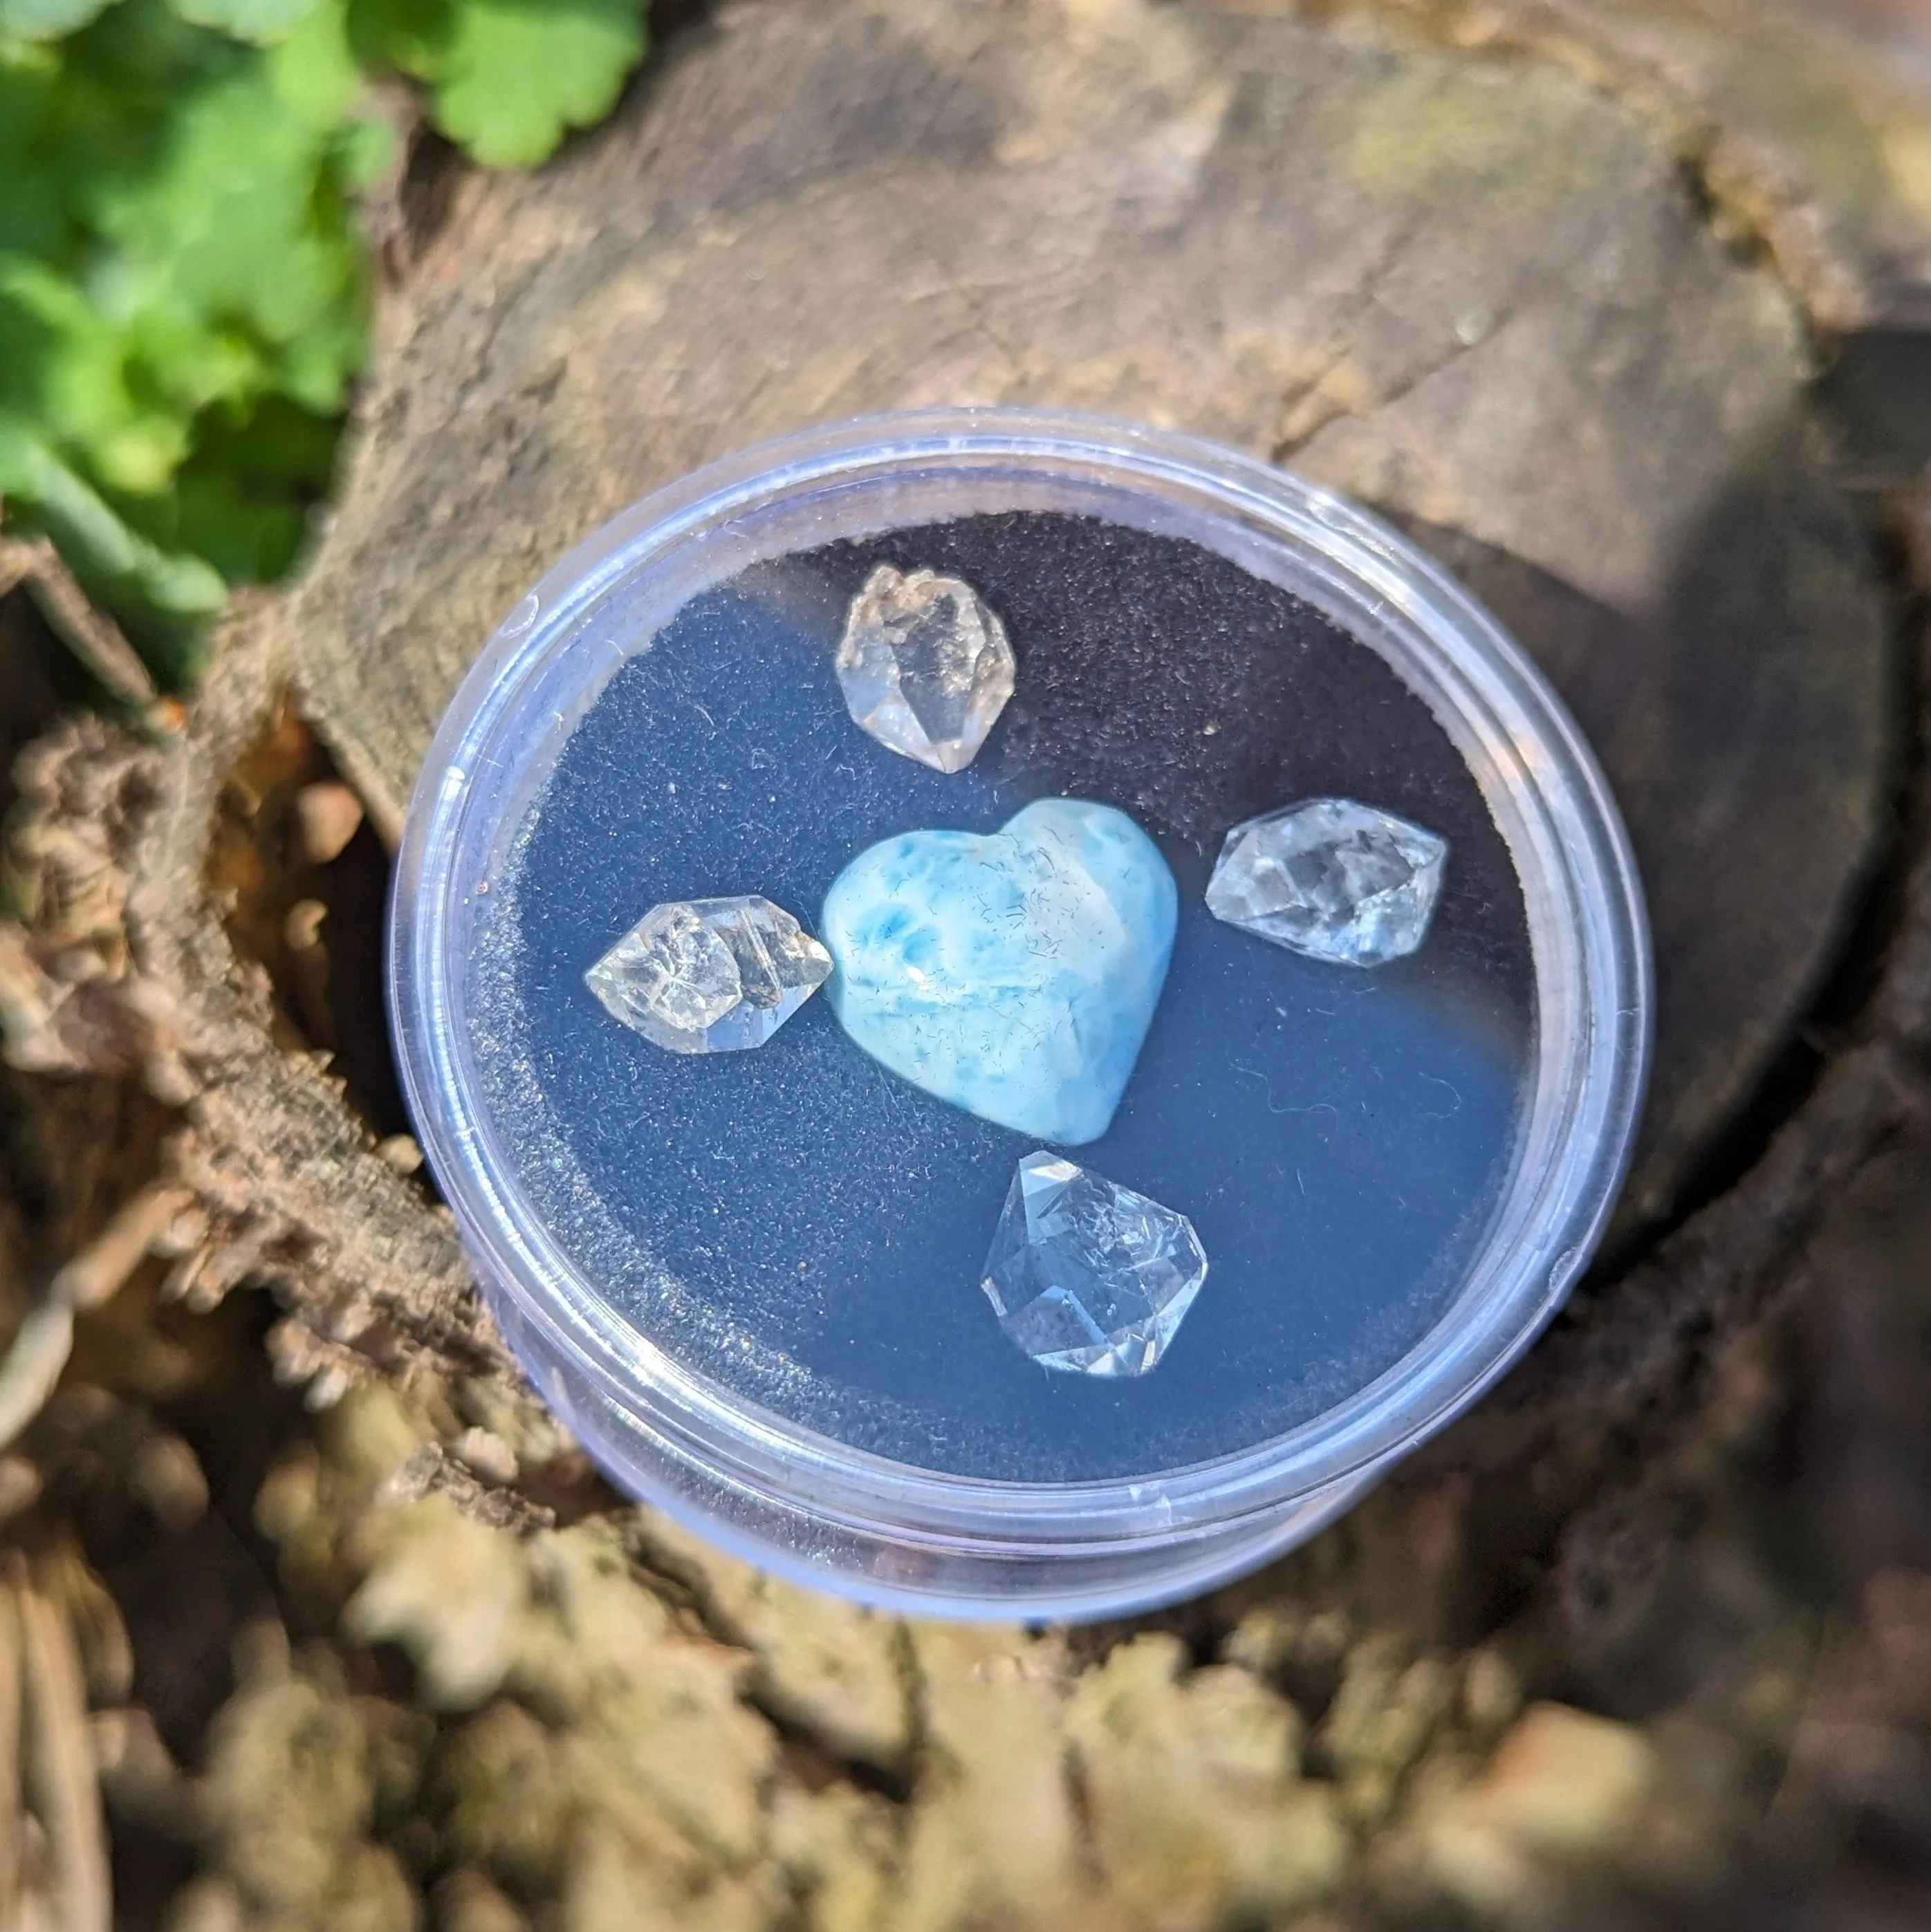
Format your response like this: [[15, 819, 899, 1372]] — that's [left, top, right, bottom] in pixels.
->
[[821, 799, 1177, 1144]]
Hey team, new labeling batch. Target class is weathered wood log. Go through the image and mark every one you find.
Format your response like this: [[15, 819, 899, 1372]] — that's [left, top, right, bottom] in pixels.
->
[[6, 0, 1931, 1926]]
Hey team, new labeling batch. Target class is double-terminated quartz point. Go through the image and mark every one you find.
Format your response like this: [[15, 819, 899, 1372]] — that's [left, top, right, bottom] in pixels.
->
[[835, 564, 1016, 773], [1207, 797, 1448, 968], [982, 1152, 1209, 1377], [586, 895, 831, 1055]]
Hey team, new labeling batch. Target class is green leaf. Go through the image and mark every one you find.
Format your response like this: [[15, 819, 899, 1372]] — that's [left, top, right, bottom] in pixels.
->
[[427, 0, 643, 168], [0, 0, 117, 41], [172, 467, 305, 579], [336, 108, 395, 189], [342, 0, 448, 84], [166, 0, 317, 43], [0, 255, 192, 492], [0, 412, 226, 616], [266, 0, 364, 127], [84, 55, 371, 401]]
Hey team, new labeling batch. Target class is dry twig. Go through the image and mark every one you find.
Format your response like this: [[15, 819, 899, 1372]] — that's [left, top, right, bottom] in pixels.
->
[[15, 1565, 111, 1932], [0, 1183, 194, 1453], [0, 532, 155, 711]]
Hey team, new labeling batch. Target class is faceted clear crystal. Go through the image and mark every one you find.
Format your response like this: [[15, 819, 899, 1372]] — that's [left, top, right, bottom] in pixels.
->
[[1205, 798, 1448, 967], [586, 895, 832, 1054], [835, 564, 1015, 772], [981, 1153, 1208, 1377]]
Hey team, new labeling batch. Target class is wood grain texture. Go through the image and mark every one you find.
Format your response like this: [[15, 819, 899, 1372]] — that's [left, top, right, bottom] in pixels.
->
[[1367, 0, 1931, 331]]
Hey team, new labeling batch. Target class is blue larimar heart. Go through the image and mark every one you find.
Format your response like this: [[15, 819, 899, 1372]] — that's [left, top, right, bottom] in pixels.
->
[[820, 799, 1177, 1144]]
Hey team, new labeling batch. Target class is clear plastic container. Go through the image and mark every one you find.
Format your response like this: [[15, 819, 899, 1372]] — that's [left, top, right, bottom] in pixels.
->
[[389, 407, 1650, 1620]]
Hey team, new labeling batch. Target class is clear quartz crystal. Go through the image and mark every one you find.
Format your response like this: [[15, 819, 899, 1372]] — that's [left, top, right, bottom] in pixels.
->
[[586, 895, 832, 1054], [981, 1152, 1208, 1377], [1205, 798, 1448, 967], [834, 564, 1016, 772]]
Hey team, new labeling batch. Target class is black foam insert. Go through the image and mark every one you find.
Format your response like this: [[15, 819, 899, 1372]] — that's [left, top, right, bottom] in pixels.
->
[[472, 512, 1534, 1481]]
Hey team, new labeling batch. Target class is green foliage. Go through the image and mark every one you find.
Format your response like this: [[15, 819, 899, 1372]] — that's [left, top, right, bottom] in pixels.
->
[[0, 0, 116, 38], [170, 0, 320, 42], [352, 0, 646, 169], [0, 0, 647, 682]]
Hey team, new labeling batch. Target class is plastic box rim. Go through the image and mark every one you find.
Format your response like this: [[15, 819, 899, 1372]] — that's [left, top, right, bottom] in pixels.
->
[[386, 405, 1652, 1617]]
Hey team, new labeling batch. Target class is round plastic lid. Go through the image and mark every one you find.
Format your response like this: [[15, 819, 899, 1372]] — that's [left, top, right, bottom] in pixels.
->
[[389, 407, 1650, 1620]]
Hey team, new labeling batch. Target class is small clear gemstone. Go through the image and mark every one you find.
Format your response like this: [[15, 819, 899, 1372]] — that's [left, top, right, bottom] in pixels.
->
[[835, 564, 1016, 772], [981, 1153, 1208, 1377], [586, 895, 832, 1054], [1205, 798, 1448, 967]]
